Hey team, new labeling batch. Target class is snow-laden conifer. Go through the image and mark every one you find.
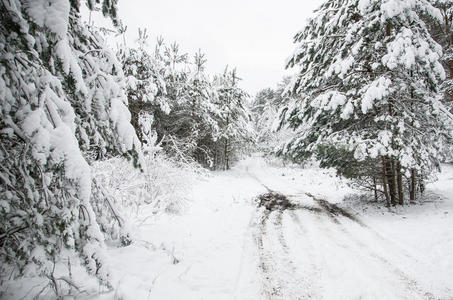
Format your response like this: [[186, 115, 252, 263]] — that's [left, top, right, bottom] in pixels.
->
[[213, 68, 254, 169], [0, 0, 140, 293], [279, 0, 453, 204]]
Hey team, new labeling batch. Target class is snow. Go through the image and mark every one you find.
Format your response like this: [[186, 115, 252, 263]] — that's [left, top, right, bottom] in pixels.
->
[[325, 54, 355, 80], [111, 158, 453, 299], [31, 156, 443, 299], [381, 0, 407, 19], [1, 155, 453, 299], [95, 161, 266, 300], [340, 100, 354, 120], [358, 0, 373, 14], [25, 0, 70, 38], [109, 95, 138, 152], [311, 91, 347, 112], [379, 0, 443, 22], [361, 77, 392, 114], [342, 164, 453, 296]]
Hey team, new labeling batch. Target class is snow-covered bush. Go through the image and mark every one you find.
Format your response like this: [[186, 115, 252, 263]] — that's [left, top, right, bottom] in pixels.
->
[[92, 151, 203, 220], [92, 123, 202, 219]]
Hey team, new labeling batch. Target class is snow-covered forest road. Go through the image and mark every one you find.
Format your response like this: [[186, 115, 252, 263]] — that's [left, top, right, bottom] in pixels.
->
[[106, 157, 453, 300], [254, 191, 449, 300]]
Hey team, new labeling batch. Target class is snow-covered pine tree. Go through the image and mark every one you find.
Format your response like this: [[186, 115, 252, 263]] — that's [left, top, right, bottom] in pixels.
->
[[429, 0, 453, 102], [118, 30, 170, 146], [184, 50, 223, 167], [128, 38, 192, 159], [279, 0, 453, 205], [213, 68, 253, 169], [252, 88, 277, 148], [252, 77, 293, 153], [1, 0, 140, 295], [119, 35, 223, 166], [427, 0, 453, 162]]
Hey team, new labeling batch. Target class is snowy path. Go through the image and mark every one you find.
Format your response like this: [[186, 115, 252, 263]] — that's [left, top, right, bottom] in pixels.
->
[[249, 161, 453, 300], [254, 195, 450, 300], [107, 158, 453, 300]]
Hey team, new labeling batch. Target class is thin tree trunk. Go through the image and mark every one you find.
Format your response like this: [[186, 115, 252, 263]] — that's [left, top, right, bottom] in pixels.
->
[[410, 169, 416, 202], [386, 157, 397, 205], [396, 160, 404, 205], [449, 61, 453, 80], [373, 176, 378, 202], [384, 21, 398, 206], [420, 177, 425, 196], [224, 138, 229, 170], [224, 113, 230, 170], [381, 157, 390, 207]]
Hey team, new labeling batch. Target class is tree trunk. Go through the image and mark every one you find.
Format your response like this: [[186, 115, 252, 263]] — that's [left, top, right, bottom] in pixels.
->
[[381, 157, 391, 207], [373, 176, 378, 202], [410, 169, 416, 202], [386, 157, 397, 205], [420, 177, 425, 195], [384, 18, 398, 205], [192, 97, 196, 125], [224, 138, 229, 170], [396, 160, 404, 205], [224, 113, 230, 170]]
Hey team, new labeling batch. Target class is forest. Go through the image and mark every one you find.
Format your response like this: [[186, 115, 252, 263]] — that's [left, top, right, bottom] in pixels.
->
[[1, 0, 453, 299]]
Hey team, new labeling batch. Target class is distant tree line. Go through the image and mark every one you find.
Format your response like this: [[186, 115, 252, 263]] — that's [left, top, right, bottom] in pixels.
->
[[118, 29, 253, 170]]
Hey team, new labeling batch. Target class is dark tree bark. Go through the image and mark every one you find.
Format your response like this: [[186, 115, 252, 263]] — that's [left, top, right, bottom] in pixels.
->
[[396, 160, 404, 205], [386, 157, 397, 205], [381, 157, 391, 207], [224, 138, 229, 170], [410, 169, 416, 202], [420, 178, 425, 195], [373, 176, 378, 202], [224, 113, 230, 170]]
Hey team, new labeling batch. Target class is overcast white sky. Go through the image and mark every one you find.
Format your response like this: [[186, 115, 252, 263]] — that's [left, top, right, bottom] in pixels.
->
[[92, 0, 321, 96]]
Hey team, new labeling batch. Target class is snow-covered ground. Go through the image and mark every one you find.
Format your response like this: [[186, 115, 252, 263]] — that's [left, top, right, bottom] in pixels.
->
[[103, 163, 266, 300], [99, 155, 453, 300], [5, 156, 452, 299]]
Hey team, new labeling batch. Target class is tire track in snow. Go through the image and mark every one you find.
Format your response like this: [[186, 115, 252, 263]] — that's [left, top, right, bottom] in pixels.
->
[[248, 170, 297, 298], [268, 211, 299, 299], [249, 174, 327, 299], [255, 209, 283, 300], [248, 170, 446, 299], [288, 210, 323, 299], [270, 211, 314, 300], [304, 192, 424, 262], [256, 208, 316, 300]]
